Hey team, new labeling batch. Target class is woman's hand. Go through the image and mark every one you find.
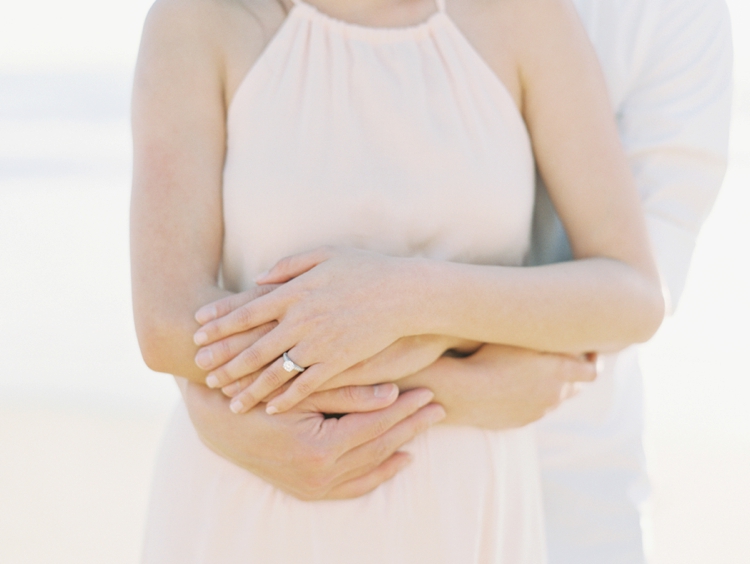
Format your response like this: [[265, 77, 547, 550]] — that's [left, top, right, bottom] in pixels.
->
[[193, 247, 423, 414], [214, 334, 480, 400]]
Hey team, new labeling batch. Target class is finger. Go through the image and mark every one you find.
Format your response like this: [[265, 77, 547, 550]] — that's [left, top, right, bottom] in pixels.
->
[[222, 380, 292, 402], [255, 246, 334, 285], [556, 353, 597, 383], [299, 383, 399, 414], [223, 377, 293, 401], [337, 402, 445, 469], [560, 381, 584, 401], [205, 328, 295, 390], [266, 362, 333, 414], [220, 365, 269, 397], [194, 292, 282, 346], [196, 322, 276, 374], [333, 447, 410, 487], [229, 356, 299, 414], [195, 284, 279, 325], [323, 452, 412, 500], [331, 388, 436, 454], [320, 336, 445, 391]]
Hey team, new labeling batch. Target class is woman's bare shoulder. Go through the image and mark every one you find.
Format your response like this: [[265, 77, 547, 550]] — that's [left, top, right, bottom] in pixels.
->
[[138, 0, 287, 106], [447, 0, 587, 111]]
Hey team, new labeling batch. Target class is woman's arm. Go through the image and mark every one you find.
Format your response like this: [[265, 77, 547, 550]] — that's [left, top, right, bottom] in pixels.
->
[[191, 0, 663, 413], [130, 0, 237, 383], [256, 0, 663, 351]]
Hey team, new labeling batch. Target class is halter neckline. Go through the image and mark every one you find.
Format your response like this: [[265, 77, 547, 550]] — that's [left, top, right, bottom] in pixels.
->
[[289, 0, 447, 35]]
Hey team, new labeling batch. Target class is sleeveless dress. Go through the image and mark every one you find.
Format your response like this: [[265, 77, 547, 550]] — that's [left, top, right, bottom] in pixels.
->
[[142, 0, 545, 561]]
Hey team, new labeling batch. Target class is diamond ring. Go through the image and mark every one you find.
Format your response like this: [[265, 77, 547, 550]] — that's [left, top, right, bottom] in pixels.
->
[[282, 351, 306, 373]]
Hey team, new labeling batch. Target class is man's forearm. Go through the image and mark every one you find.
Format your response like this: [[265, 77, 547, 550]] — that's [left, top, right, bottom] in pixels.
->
[[398, 345, 596, 430]]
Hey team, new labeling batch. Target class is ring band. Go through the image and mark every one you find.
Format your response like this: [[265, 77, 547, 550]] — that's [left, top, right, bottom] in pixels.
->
[[282, 351, 306, 373]]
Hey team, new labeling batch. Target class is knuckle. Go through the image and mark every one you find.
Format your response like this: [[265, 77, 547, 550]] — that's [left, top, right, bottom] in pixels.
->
[[256, 321, 276, 338], [236, 305, 256, 328], [238, 388, 260, 406], [342, 385, 362, 404], [371, 416, 391, 439], [263, 366, 288, 389], [211, 367, 229, 386], [250, 285, 268, 298], [372, 439, 392, 462], [293, 377, 316, 398], [216, 339, 232, 360], [240, 346, 264, 370]]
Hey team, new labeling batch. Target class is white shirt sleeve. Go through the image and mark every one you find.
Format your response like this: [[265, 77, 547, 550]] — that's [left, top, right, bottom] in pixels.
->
[[618, 0, 733, 312], [529, 0, 733, 314]]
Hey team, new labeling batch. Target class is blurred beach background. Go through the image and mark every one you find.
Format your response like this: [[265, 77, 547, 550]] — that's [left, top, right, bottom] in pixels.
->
[[0, 0, 748, 562]]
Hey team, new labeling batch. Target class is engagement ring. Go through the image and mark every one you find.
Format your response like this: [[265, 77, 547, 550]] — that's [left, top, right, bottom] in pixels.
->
[[282, 351, 306, 373]]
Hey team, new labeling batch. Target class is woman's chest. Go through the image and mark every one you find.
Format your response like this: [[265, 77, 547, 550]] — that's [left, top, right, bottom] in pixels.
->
[[219, 0, 535, 286]]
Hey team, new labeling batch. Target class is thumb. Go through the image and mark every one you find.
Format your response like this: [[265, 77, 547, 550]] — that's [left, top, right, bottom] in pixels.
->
[[195, 284, 279, 325], [254, 247, 332, 284], [300, 384, 399, 414]]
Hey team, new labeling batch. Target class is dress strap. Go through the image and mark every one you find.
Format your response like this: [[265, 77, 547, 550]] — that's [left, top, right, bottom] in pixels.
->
[[435, 0, 446, 13]]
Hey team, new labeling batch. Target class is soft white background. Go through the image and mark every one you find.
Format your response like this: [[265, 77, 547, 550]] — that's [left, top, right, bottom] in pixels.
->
[[0, 1, 747, 562]]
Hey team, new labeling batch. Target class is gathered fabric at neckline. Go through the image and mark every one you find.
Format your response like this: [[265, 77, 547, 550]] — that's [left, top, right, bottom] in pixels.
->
[[288, 0, 448, 40]]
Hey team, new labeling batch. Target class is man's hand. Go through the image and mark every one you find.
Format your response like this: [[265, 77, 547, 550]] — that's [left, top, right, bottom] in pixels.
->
[[312, 338, 596, 430], [399, 344, 598, 429], [183, 380, 445, 501]]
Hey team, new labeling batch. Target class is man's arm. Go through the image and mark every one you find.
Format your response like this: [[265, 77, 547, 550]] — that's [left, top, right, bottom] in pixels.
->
[[399, 345, 598, 429], [180, 380, 445, 500], [185, 330, 595, 500], [531, 0, 733, 311], [620, 0, 733, 312]]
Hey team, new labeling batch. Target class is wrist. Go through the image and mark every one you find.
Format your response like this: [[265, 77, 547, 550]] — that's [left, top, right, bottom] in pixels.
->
[[393, 257, 450, 336]]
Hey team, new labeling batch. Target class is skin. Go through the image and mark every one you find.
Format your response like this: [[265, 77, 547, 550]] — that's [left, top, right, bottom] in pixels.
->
[[130, 0, 660, 499], [181, 379, 447, 500], [183, 343, 596, 501]]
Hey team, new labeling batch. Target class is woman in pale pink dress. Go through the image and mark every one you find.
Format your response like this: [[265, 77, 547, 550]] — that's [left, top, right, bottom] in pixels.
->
[[130, 0, 664, 561]]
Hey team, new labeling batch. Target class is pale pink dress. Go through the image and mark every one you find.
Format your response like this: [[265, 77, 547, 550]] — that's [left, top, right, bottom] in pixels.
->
[[142, 0, 545, 561]]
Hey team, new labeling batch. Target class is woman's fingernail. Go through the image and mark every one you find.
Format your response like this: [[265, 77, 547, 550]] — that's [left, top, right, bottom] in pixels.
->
[[230, 399, 244, 413], [193, 331, 208, 345], [195, 306, 217, 324], [429, 406, 447, 424], [253, 270, 269, 283], [195, 349, 213, 369], [374, 383, 395, 398], [206, 375, 219, 388], [266, 405, 279, 415]]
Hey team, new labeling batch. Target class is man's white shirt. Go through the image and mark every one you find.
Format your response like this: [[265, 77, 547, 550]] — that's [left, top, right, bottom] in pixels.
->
[[530, 0, 733, 561]]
